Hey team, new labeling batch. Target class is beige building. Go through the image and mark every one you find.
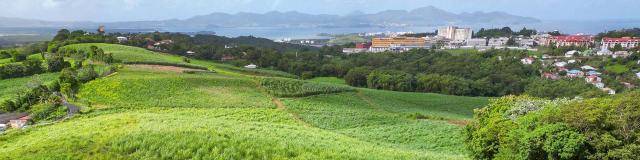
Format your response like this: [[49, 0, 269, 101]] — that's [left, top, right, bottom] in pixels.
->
[[438, 26, 472, 41]]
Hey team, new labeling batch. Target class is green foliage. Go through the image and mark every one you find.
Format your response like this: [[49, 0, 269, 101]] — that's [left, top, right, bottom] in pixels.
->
[[416, 74, 478, 96], [367, 70, 415, 92], [466, 92, 640, 159], [344, 67, 371, 87], [46, 54, 67, 72], [259, 77, 355, 97], [525, 79, 605, 99]]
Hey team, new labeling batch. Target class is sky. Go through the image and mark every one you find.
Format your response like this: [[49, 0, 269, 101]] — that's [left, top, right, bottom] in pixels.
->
[[1, 0, 639, 22]]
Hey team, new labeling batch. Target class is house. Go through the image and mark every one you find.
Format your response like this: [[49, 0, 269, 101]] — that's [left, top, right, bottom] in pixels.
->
[[554, 62, 568, 67], [221, 55, 235, 61], [612, 51, 630, 58], [521, 57, 535, 65], [594, 83, 606, 89], [597, 46, 613, 56], [602, 88, 616, 95], [543, 73, 560, 80], [585, 75, 602, 84], [9, 116, 30, 129], [515, 37, 536, 48], [545, 35, 594, 47], [466, 38, 488, 47], [587, 71, 602, 76], [581, 65, 597, 71], [244, 64, 257, 69], [636, 72, 640, 79], [568, 59, 577, 64], [488, 37, 509, 47], [116, 36, 128, 43], [0, 113, 29, 130], [343, 48, 368, 54], [186, 51, 196, 56], [567, 70, 585, 78], [565, 50, 579, 58], [602, 37, 640, 49]]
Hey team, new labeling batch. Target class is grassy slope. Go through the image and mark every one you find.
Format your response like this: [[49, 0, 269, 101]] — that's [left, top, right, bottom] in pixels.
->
[[0, 43, 489, 159], [0, 73, 59, 102], [308, 77, 346, 85]]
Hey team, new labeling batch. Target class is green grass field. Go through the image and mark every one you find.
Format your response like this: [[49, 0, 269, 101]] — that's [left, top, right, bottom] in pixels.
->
[[308, 77, 346, 85], [0, 73, 59, 102], [0, 43, 490, 159]]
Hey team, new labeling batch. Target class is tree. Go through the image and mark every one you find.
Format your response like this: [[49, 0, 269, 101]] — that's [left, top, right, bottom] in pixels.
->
[[612, 44, 624, 52], [344, 67, 371, 87], [22, 59, 43, 75], [53, 29, 71, 41], [506, 37, 516, 46], [59, 68, 80, 99], [47, 54, 67, 72]]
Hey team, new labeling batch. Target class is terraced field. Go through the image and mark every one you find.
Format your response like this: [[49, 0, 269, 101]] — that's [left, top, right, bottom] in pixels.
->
[[0, 43, 490, 159]]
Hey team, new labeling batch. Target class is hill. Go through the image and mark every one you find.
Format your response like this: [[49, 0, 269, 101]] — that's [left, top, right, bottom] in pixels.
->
[[0, 6, 540, 29], [0, 43, 489, 159]]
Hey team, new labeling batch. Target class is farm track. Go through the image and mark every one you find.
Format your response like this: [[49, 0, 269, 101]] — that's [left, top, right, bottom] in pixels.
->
[[355, 89, 387, 112], [272, 98, 310, 127]]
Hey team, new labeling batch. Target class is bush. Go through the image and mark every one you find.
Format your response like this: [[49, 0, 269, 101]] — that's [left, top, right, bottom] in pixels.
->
[[415, 74, 476, 96], [466, 92, 640, 159], [77, 65, 99, 83], [23, 59, 44, 75], [0, 50, 10, 59], [0, 63, 27, 79], [367, 70, 414, 92], [344, 67, 371, 87], [47, 54, 67, 72], [259, 77, 355, 97]]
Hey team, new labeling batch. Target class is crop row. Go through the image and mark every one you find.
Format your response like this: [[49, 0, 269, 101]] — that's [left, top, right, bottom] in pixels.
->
[[259, 77, 355, 97]]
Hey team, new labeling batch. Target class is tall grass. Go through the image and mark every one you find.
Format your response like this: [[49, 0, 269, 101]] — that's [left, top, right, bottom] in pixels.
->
[[259, 77, 355, 97]]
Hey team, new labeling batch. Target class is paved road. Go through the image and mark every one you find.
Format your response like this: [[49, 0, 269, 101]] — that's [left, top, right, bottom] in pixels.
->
[[54, 92, 80, 116]]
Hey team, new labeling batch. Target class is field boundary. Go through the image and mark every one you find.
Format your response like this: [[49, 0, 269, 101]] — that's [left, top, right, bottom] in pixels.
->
[[272, 98, 310, 127]]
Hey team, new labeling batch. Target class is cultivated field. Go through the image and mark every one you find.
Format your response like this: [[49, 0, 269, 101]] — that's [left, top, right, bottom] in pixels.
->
[[0, 44, 490, 159]]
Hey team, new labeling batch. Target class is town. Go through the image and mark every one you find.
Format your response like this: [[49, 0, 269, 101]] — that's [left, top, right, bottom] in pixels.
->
[[327, 26, 640, 95]]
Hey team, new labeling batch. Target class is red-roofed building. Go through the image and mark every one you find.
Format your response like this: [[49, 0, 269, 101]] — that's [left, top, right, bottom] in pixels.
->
[[602, 37, 640, 49], [355, 42, 372, 49], [545, 35, 594, 47]]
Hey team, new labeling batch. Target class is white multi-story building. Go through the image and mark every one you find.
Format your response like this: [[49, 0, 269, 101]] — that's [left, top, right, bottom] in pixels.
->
[[602, 37, 640, 49], [438, 26, 472, 41], [466, 38, 487, 46], [488, 37, 509, 47]]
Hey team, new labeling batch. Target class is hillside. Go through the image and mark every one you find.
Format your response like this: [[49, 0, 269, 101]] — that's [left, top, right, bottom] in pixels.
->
[[0, 6, 539, 29], [0, 44, 489, 159]]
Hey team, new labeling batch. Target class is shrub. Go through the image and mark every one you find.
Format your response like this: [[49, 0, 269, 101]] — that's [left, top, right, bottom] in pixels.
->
[[344, 67, 371, 87], [0, 63, 27, 79], [367, 70, 415, 92], [259, 77, 355, 97], [77, 65, 99, 83], [466, 92, 640, 159], [47, 54, 67, 72]]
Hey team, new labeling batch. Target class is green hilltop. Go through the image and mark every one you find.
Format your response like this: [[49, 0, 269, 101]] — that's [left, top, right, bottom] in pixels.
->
[[0, 43, 489, 159]]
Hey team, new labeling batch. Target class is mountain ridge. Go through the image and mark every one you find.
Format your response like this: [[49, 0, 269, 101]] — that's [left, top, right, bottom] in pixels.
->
[[0, 6, 541, 29]]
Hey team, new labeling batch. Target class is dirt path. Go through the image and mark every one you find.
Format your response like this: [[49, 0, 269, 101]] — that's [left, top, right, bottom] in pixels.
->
[[272, 98, 311, 127], [355, 89, 387, 112]]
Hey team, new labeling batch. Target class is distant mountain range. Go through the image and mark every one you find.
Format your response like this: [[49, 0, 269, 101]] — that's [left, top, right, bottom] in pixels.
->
[[0, 6, 540, 29]]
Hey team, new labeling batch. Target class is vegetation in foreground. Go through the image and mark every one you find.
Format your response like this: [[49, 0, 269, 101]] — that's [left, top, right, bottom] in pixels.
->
[[466, 92, 640, 159]]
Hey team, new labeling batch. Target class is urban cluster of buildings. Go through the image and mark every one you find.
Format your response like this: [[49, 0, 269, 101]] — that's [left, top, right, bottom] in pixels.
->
[[342, 25, 540, 54]]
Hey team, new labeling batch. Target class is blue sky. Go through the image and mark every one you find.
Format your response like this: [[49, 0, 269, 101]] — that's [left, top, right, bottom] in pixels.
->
[[1, 0, 639, 22]]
